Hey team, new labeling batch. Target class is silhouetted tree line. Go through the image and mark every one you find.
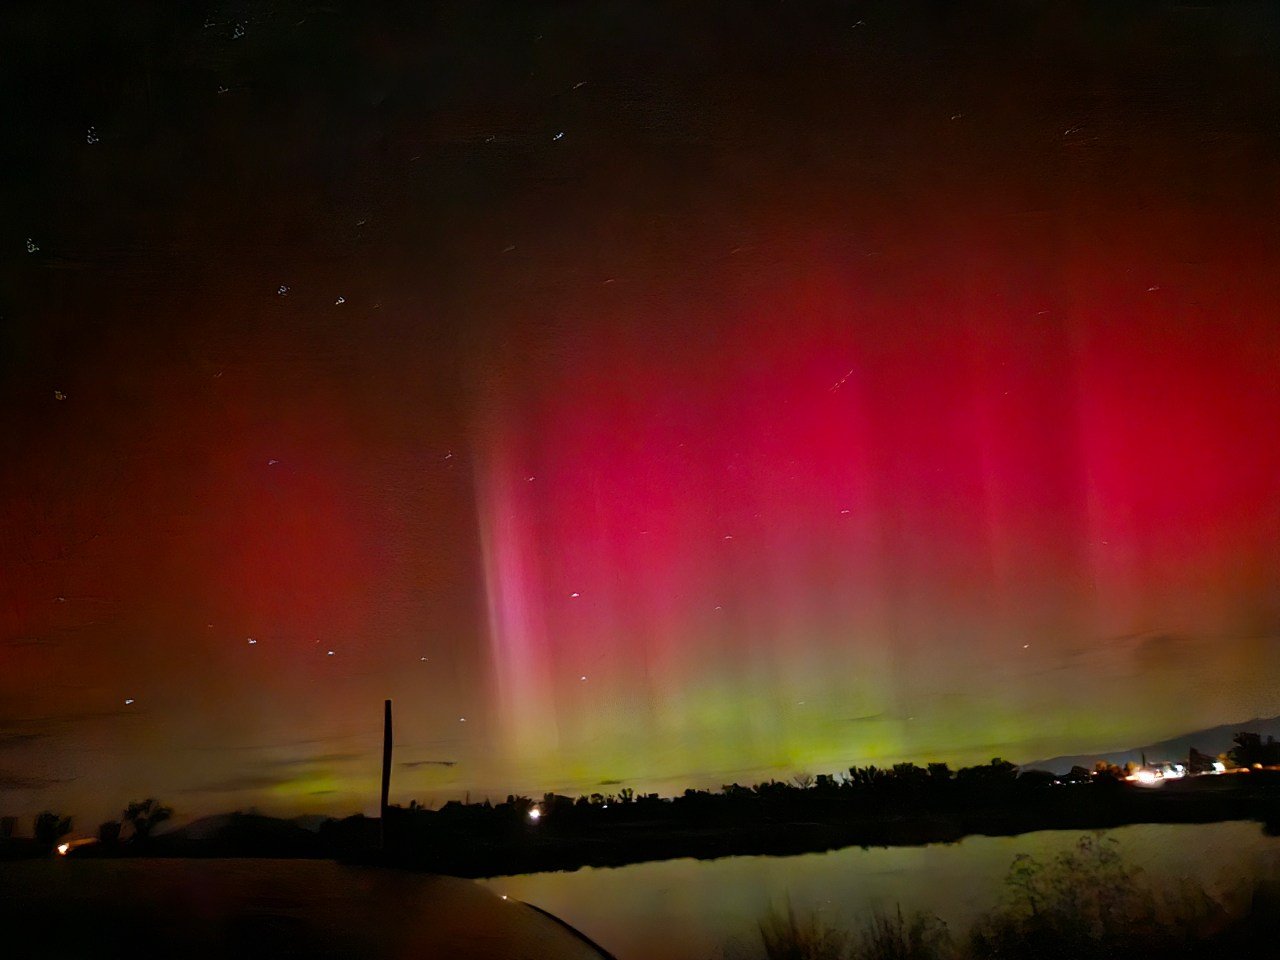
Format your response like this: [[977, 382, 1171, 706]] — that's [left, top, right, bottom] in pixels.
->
[[5, 733, 1278, 872], [1229, 731, 1280, 768], [352, 757, 1139, 874], [355, 742, 1279, 875], [0, 798, 175, 860], [367, 755, 1052, 840]]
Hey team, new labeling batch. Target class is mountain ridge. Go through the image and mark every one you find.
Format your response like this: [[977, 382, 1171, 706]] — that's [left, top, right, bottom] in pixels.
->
[[1022, 715, 1280, 773]]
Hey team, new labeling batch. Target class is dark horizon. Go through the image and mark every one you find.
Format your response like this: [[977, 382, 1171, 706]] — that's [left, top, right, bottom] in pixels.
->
[[7, 711, 1279, 837]]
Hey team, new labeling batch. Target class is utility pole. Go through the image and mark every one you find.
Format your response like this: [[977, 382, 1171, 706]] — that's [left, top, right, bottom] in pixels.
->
[[380, 698, 393, 850]]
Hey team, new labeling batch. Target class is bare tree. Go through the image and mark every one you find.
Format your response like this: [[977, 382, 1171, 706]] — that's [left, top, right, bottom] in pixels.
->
[[122, 798, 172, 843]]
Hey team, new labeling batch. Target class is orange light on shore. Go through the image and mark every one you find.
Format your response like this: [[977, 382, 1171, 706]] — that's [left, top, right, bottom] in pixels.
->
[[54, 838, 98, 856]]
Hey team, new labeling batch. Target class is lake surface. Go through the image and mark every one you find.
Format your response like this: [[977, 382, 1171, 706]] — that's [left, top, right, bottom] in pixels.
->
[[479, 821, 1280, 960]]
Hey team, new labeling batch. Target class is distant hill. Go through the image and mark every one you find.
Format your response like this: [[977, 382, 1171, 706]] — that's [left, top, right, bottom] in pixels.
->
[[159, 813, 235, 841], [161, 812, 334, 840], [291, 814, 334, 833], [155, 811, 323, 856], [1022, 716, 1280, 774]]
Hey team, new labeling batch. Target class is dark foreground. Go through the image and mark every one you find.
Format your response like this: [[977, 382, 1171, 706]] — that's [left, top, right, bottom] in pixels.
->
[[0, 859, 614, 960], [5, 828, 1274, 960]]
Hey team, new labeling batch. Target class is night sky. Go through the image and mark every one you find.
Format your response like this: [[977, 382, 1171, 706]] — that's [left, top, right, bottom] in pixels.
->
[[2, 1, 1278, 827]]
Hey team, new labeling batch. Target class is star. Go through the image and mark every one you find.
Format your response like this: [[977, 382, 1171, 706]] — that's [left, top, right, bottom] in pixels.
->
[[124, 698, 134, 705]]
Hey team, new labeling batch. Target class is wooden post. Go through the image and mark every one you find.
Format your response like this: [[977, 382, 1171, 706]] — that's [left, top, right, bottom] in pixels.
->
[[380, 698, 393, 850]]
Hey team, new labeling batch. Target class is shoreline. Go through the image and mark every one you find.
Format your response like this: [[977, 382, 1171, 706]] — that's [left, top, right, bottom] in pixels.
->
[[10, 774, 1270, 878], [378, 784, 1280, 878]]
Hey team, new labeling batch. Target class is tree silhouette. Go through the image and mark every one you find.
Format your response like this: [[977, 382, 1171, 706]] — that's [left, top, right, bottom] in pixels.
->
[[34, 811, 72, 849], [892, 762, 928, 784], [122, 798, 172, 843], [957, 758, 1018, 784], [1229, 731, 1280, 768]]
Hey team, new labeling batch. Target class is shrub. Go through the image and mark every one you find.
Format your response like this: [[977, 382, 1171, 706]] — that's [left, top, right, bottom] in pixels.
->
[[855, 907, 951, 960], [758, 903, 849, 960]]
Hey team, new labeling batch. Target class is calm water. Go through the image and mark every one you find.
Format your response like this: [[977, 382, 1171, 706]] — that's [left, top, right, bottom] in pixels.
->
[[479, 822, 1280, 960]]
